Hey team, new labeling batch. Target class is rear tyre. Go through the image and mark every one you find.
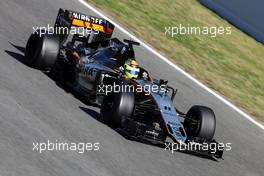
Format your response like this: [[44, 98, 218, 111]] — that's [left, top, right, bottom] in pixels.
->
[[184, 105, 216, 141], [25, 30, 59, 70], [101, 91, 135, 127]]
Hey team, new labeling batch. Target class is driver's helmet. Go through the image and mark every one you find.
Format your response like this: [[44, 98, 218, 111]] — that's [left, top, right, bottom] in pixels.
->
[[124, 59, 140, 79]]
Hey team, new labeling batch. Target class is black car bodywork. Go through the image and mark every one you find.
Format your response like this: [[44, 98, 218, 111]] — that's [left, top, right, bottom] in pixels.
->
[[25, 9, 224, 160]]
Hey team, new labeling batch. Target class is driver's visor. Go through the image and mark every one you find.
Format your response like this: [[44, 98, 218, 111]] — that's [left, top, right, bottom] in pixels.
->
[[127, 69, 139, 75]]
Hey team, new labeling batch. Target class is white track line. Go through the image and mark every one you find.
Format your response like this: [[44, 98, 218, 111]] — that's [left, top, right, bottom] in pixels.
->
[[79, 0, 264, 130]]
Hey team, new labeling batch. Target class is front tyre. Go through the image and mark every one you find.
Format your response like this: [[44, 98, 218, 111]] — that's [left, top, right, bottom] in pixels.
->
[[100, 91, 135, 127], [184, 105, 216, 141]]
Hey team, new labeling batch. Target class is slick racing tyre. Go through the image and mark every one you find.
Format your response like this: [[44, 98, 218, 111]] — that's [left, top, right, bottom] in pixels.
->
[[184, 105, 216, 141], [101, 91, 135, 127], [25, 30, 59, 70]]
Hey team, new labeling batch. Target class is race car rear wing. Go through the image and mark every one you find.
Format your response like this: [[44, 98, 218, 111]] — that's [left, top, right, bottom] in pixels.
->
[[54, 8, 115, 43]]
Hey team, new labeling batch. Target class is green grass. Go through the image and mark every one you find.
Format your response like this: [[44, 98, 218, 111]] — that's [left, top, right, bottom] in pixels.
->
[[89, 0, 264, 123]]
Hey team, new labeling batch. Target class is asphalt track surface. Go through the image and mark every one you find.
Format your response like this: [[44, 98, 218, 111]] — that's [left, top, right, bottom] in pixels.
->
[[0, 0, 263, 176]]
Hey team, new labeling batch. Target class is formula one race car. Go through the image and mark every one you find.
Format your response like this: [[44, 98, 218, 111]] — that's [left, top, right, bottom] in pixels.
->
[[25, 9, 223, 160]]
